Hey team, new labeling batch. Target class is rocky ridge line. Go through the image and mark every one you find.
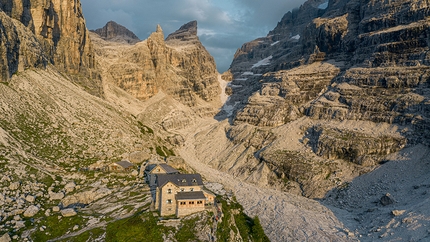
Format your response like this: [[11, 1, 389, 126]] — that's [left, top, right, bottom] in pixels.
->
[[91, 21, 140, 44]]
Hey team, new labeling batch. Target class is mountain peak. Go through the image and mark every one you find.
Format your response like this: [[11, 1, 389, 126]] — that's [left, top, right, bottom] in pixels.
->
[[165, 20, 198, 42], [156, 24, 163, 33], [92, 21, 140, 44]]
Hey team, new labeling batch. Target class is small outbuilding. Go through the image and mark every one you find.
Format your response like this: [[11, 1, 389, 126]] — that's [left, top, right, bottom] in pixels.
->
[[109, 160, 135, 172]]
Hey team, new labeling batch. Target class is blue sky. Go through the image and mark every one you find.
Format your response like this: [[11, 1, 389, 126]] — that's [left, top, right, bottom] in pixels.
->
[[81, 0, 307, 73]]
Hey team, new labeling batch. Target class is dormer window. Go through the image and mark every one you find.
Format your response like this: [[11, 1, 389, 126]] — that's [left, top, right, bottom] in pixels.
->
[[190, 188, 194, 191], [180, 188, 184, 192], [182, 179, 186, 183], [192, 179, 197, 183]]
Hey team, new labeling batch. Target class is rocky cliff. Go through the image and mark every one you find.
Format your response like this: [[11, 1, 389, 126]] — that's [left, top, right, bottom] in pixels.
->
[[91, 21, 140, 44], [197, 0, 430, 198], [92, 20, 221, 116], [0, 0, 101, 95]]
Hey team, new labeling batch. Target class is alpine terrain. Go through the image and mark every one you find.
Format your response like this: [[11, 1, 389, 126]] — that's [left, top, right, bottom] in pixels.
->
[[0, 0, 430, 241]]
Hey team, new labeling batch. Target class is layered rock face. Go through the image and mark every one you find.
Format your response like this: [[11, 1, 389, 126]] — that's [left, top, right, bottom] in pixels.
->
[[0, 0, 95, 74], [0, 0, 100, 95], [202, 0, 430, 198], [91, 21, 140, 44], [92, 20, 220, 112]]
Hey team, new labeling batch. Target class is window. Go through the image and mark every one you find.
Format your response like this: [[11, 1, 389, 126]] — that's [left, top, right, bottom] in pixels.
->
[[167, 199, 172, 204], [180, 188, 184, 192], [189, 201, 194, 205], [180, 202, 186, 205], [192, 179, 197, 183], [167, 189, 172, 194], [190, 188, 194, 191], [197, 201, 203, 204]]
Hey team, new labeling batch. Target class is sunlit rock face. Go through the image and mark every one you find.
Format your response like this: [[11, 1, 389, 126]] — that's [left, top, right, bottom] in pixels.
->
[[197, 0, 430, 198], [227, 0, 430, 141], [0, 0, 101, 95], [91, 20, 221, 110]]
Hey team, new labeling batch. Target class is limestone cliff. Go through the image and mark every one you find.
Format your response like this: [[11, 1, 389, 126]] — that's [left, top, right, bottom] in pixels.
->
[[0, 0, 101, 95], [200, 0, 430, 198], [92, 21, 221, 115], [91, 21, 140, 44]]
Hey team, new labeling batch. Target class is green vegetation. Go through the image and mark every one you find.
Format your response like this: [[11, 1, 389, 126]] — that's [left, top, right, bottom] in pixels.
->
[[58, 228, 105, 242], [155, 146, 166, 157], [0, 112, 72, 161], [175, 216, 200, 241], [137, 121, 154, 135], [217, 196, 270, 242], [156, 146, 175, 158], [31, 214, 87, 241], [106, 212, 168, 242]]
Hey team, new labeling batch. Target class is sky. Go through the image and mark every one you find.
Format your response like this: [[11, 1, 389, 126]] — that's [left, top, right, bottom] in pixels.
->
[[81, 0, 307, 73]]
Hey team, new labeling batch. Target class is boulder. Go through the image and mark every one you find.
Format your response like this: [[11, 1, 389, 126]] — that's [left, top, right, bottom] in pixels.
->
[[60, 208, 77, 217], [8, 182, 20, 190], [392, 210, 406, 216], [129, 151, 150, 163], [13, 220, 25, 230], [380, 193, 395, 206], [131, 170, 139, 177], [0, 233, 11, 242], [23, 205, 39, 217], [49, 192, 65, 200], [25, 195, 35, 203], [61, 188, 112, 207], [64, 182, 76, 193], [52, 206, 60, 212]]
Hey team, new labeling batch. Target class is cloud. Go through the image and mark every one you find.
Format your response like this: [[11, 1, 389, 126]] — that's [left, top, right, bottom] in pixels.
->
[[81, 0, 307, 72]]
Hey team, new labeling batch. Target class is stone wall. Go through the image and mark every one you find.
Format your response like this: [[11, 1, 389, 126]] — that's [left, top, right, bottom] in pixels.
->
[[176, 201, 205, 217]]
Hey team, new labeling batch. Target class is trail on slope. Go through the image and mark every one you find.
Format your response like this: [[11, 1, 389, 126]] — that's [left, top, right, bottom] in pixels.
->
[[177, 117, 354, 242]]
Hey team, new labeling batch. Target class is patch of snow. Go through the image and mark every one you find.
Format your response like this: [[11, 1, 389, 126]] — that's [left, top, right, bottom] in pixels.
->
[[242, 72, 254, 76], [222, 100, 240, 117], [222, 102, 240, 117], [291, 34, 300, 40], [318, 1, 328, 10], [228, 84, 243, 88], [235, 78, 248, 81], [271, 41, 280, 46], [218, 74, 229, 104], [252, 56, 272, 69]]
